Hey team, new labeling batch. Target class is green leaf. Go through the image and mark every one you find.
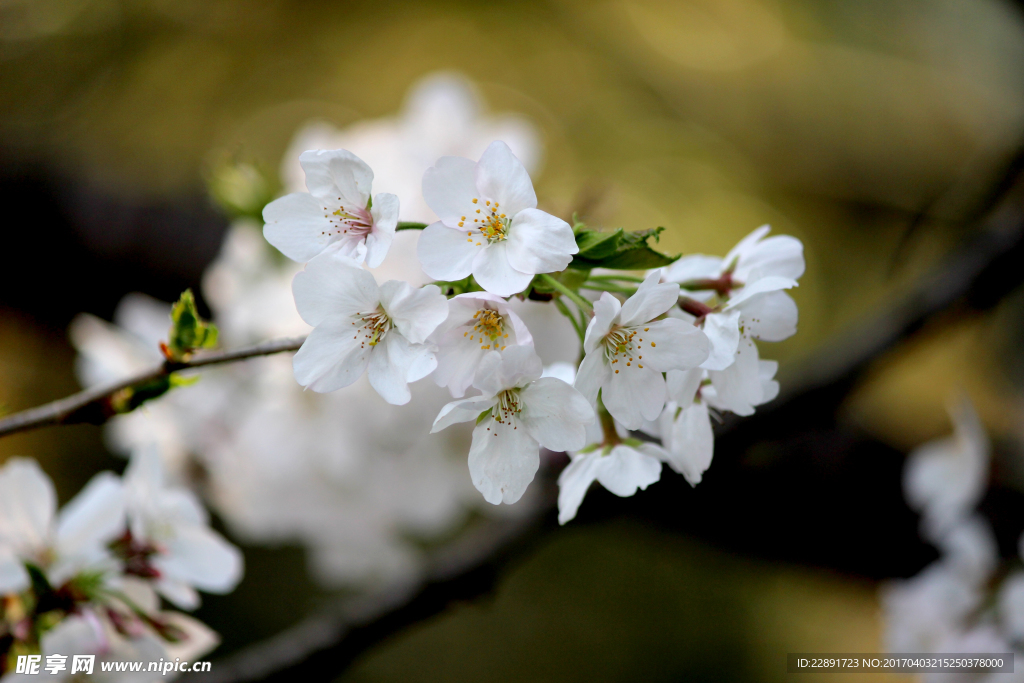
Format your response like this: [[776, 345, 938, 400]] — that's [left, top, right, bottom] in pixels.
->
[[110, 376, 174, 415], [432, 276, 483, 297], [571, 226, 679, 270], [574, 228, 623, 261], [396, 221, 428, 231], [167, 290, 218, 360]]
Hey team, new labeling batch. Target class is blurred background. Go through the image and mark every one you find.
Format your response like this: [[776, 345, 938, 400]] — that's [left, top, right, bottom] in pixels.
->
[[4, 0, 1024, 680]]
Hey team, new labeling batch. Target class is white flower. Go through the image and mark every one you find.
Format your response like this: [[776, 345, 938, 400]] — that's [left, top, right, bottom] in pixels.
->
[[932, 515, 998, 585], [574, 272, 710, 430], [291, 249, 449, 403], [0, 458, 124, 593], [263, 149, 399, 267], [430, 292, 533, 398], [881, 562, 982, 653], [904, 397, 989, 539], [702, 338, 780, 417], [557, 443, 663, 525], [417, 140, 577, 297], [24, 594, 219, 683], [431, 346, 594, 505], [122, 448, 243, 610], [280, 72, 542, 224], [999, 571, 1024, 643], [663, 225, 804, 371], [658, 367, 715, 485]]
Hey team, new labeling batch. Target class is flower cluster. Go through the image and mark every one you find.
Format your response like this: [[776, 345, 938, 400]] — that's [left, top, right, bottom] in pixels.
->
[[265, 133, 804, 522], [0, 451, 241, 677], [72, 75, 559, 588], [881, 399, 1024, 678]]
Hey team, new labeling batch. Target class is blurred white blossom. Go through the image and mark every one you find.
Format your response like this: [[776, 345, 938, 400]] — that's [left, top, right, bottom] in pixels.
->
[[0, 458, 124, 593]]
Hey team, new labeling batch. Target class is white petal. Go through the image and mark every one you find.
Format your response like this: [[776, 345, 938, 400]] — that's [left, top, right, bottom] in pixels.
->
[[595, 445, 662, 497], [723, 225, 771, 271], [431, 396, 498, 433], [557, 453, 603, 525], [520, 378, 594, 452], [0, 548, 29, 594], [474, 141, 537, 216], [573, 349, 610, 407], [379, 281, 448, 344], [726, 275, 798, 308], [934, 516, 997, 583], [603, 364, 667, 430], [706, 337, 763, 416], [154, 524, 243, 594], [640, 319, 710, 371], [662, 254, 723, 283], [468, 418, 540, 505], [999, 572, 1024, 641], [583, 292, 620, 354], [155, 579, 201, 610], [293, 251, 380, 326], [731, 229, 805, 283], [292, 316, 371, 392], [433, 338, 490, 398], [473, 345, 544, 396], [417, 221, 480, 281], [299, 148, 373, 205], [505, 209, 577, 275], [422, 155, 480, 227], [700, 309, 741, 371], [759, 360, 779, 403], [0, 457, 56, 553], [367, 333, 428, 405], [738, 290, 797, 342], [618, 271, 679, 327], [904, 397, 988, 536], [666, 367, 704, 404], [56, 472, 125, 559], [262, 192, 332, 262], [541, 361, 577, 385], [661, 402, 714, 485], [472, 242, 533, 297], [365, 192, 399, 268]]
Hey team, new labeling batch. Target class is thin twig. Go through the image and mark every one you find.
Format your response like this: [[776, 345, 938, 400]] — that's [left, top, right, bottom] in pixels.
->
[[0, 336, 307, 439]]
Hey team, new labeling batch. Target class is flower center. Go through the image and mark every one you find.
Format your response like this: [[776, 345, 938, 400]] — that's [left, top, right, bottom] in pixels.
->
[[466, 308, 510, 351], [457, 198, 509, 244], [322, 201, 373, 240], [354, 307, 392, 348], [493, 388, 522, 426], [601, 324, 649, 373]]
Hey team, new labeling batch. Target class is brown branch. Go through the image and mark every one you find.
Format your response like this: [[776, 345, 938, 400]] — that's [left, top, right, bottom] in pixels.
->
[[0, 336, 307, 439]]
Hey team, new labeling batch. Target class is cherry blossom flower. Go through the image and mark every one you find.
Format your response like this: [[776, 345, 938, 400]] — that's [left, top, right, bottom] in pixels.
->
[[431, 292, 534, 398], [263, 149, 399, 267], [417, 141, 577, 296], [291, 250, 449, 403], [903, 397, 989, 539], [30, 587, 219, 682], [281, 72, 542, 224], [557, 442, 663, 525], [702, 338, 780, 417], [658, 367, 715, 485], [664, 225, 804, 372], [0, 458, 124, 594], [122, 448, 243, 610], [574, 272, 710, 430], [431, 346, 594, 505]]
